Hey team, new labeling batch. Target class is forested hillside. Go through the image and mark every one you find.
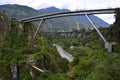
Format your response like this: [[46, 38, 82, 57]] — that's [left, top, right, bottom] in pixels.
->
[[0, 12, 69, 80], [0, 4, 40, 19]]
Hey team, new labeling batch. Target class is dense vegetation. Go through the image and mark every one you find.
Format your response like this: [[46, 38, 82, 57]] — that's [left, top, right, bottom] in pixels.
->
[[0, 12, 69, 80], [46, 8, 120, 80], [0, 8, 120, 80]]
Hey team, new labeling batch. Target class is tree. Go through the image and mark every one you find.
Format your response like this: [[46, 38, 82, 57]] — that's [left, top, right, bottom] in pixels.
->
[[109, 8, 120, 42]]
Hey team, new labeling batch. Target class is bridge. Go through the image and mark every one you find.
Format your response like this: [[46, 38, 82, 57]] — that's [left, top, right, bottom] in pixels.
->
[[20, 8, 115, 22], [20, 8, 116, 52]]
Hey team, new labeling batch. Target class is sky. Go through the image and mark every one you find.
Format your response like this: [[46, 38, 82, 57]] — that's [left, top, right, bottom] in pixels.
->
[[0, 0, 120, 24]]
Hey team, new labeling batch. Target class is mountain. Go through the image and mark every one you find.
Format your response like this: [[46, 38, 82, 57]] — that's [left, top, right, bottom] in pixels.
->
[[39, 7, 109, 28], [39, 7, 88, 31], [0, 5, 87, 31], [40, 7, 69, 13], [0, 4, 109, 31], [0, 4, 40, 19], [75, 15, 109, 28]]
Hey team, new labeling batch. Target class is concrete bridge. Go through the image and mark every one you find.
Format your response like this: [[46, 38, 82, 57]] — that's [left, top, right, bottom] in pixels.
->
[[20, 8, 117, 52], [20, 8, 115, 22]]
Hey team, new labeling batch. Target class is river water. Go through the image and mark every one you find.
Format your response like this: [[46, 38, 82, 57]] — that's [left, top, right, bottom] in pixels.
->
[[55, 44, 74, 62]]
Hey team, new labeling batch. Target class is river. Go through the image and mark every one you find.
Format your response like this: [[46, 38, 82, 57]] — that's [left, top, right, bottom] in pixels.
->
[[55, 44, 74, 62]]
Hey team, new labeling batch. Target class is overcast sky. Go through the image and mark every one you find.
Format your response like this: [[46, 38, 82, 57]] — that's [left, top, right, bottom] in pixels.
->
[[0, 0, 120, 24]]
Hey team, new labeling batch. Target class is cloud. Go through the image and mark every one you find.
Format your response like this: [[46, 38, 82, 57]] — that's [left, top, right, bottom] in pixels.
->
[[95, 14, 115, 24], [0, 0, 120, 10]]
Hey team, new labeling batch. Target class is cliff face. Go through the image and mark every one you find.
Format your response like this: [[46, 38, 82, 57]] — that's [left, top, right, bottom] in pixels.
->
[[0, 13, 11, 38]]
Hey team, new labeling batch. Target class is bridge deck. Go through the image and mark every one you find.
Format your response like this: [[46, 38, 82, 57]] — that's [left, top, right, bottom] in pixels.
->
[[20, 8, 116, 22]]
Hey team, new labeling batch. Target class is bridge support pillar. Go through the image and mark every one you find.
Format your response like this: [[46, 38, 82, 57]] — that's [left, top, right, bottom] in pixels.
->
[[33, 19, 44, 39], [85, 14, 112, 52], [105, 42, 112, 52], [19, 23, 23, 28]]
